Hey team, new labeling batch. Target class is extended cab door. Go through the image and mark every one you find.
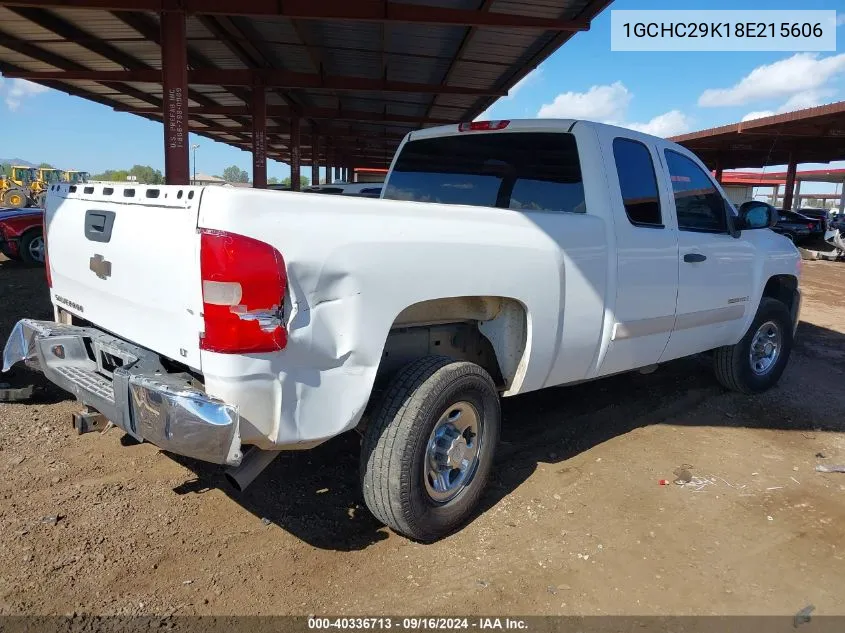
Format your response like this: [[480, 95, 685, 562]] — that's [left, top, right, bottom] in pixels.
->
[[595, 134, 680, 376], [658, 148, 756, 362]]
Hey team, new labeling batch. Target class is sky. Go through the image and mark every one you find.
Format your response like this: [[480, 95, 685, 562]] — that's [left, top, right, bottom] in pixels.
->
[[0, 0, 844, 190]]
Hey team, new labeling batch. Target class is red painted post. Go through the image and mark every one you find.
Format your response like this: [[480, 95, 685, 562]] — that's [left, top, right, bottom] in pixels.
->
[[161, 10, 189, 185], [311, 127, 319, 186], [714, 156, 723, 184], [252, 82, 267, 188], [782, 152, 797, 211], [290, 116, 301, 191]]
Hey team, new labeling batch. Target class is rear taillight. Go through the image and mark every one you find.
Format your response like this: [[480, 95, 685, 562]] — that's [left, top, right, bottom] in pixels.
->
[[807, 223, 814, 230], [43, 214, 52, 288], [458, 120, 510, 132], [199, 229, 287, 354]]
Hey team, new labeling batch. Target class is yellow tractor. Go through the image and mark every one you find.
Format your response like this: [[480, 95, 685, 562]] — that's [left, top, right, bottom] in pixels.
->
[[62, 170, 90, 185], [0, 166, 37, 209], [32, 167, 63, 207]]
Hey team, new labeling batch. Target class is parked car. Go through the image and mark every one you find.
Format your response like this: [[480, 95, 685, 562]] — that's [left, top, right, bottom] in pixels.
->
[[0, 207, 45, 265], [797, 207, 829, 238], [772, 210, 816, 243], [3, 119, 801, 542]]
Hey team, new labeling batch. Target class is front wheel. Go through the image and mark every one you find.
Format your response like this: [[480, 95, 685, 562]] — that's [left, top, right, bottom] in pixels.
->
[[713, 297, 793, 394], [4, 189, 26, 209], [361, 356, 500, 542]]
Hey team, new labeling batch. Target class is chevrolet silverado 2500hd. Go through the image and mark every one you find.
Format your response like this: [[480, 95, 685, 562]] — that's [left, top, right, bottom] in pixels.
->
[[3, 119, 801, 541]]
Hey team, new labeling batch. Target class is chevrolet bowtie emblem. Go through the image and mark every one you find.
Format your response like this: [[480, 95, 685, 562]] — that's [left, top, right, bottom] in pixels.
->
[[89, 254, 112, 280]]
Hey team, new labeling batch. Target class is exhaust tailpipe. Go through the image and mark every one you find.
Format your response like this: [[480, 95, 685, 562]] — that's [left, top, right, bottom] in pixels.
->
[[225, 447, 280, 492]]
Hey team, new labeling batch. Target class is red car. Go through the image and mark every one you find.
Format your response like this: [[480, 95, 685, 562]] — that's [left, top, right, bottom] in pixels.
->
[[0, 207, 44, 265]]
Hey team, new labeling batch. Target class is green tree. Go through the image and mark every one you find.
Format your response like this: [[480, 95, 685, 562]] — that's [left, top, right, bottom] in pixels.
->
[[223, 165, 249, 183], [0, 162, 10, 176], [267, 177, 280, 185], [281, 175, 310, 188], [90, 165, 163, 183], [128, 164, 164, 184], [38, 162, 55, 169]]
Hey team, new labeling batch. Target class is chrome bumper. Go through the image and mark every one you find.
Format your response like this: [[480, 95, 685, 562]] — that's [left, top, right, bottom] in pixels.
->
[[2, 319, 242, 466]]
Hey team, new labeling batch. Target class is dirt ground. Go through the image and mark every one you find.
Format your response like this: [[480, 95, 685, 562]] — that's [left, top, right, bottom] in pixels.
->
[[1, 255, 844, 617]]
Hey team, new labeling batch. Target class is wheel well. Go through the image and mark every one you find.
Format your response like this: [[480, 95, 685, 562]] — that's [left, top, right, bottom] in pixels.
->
[[378, 296, 528, 392], [762, 275, 797, 312]]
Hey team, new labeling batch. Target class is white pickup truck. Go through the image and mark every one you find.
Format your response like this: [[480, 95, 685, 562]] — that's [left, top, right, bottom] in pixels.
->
[[3, 119, 801, 541]]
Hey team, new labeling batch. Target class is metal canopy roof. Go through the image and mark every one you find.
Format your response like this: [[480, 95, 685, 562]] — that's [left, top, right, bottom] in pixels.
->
[[671, 101, 845, 171], [0, 0, 613, 168]]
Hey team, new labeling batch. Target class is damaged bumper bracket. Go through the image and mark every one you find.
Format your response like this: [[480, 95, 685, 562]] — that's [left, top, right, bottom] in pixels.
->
[[2, 319, 242, 466]]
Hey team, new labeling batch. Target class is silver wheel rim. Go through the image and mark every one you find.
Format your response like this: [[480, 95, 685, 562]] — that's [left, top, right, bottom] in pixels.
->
[[424, 401, 483, 504], [28, 235, 45, 263], [749, 320, 781, 375]]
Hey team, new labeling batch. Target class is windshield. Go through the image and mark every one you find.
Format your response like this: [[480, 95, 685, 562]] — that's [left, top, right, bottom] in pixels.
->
[[383, 132, 586, 213]]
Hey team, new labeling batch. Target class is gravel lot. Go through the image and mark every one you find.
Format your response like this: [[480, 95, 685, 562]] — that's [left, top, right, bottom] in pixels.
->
[[1, 255, 844, 616]]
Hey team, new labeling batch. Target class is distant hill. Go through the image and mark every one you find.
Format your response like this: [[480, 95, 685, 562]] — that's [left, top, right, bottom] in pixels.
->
[[0, 158, 35, 167]]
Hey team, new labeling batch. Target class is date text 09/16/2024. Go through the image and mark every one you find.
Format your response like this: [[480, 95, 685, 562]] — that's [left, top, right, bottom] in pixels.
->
[[307, 618, 529, 630]]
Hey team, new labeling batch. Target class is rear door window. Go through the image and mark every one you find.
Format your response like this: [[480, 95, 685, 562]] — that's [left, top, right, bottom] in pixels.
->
[[384, 132, 585, 213], [612, 138, 662, 227]]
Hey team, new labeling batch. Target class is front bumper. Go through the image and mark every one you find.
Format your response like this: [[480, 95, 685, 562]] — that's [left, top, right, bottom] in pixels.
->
[[2, 319, 242, 466]]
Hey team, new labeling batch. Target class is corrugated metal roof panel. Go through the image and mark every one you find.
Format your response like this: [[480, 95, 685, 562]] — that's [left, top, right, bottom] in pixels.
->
[[0, 0, 614, 164], [49, 8, 141, 39], [189, 41, 250, 69]]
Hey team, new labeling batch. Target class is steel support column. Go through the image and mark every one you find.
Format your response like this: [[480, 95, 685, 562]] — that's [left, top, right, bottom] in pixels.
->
[[325, 142, 333, 184], [161, 10, 189, 185], [334, 166, 341, 182], [311, 127, 319, 186], [252, 83, 267, 188], [771, 184, 779, 206], [782, 154, 798, 211], [714, 156, 723, 184], [838, 183, 845, 215], [290, 116, 301, 191]]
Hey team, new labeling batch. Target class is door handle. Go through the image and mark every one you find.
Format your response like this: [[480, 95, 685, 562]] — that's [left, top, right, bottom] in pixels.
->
[[683, 253, 707, 263]]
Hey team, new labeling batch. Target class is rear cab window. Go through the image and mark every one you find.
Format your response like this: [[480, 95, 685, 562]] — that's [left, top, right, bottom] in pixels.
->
[[384, 132, 586, 214]]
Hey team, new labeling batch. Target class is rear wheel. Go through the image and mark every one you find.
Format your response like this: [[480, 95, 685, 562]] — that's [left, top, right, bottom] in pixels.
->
[[713, 298, 793, 394], [361, 356, 500, 542], [19, 229, 45, 266]]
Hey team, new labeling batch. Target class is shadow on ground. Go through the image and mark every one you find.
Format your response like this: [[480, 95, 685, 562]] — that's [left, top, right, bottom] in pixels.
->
[[169, 320, 845, 551], [1, 256, 73, 403]]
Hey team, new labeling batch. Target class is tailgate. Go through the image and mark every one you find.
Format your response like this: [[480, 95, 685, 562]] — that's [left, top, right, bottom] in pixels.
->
[[45, 184, 205, 370]]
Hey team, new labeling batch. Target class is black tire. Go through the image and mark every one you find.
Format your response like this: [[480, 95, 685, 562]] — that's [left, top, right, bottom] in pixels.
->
[[361, 356, 500, 542], [713, 297, 793, 394], [4, 188, 26, 209], [19, 229, 45, 266]]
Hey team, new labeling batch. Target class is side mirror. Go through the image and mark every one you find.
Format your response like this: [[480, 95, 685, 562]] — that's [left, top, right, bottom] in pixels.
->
[[738, 201, 777, 230]]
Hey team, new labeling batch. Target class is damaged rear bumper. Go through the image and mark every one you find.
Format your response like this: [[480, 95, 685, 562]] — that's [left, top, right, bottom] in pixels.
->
[[2, 319, 242, 466]]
